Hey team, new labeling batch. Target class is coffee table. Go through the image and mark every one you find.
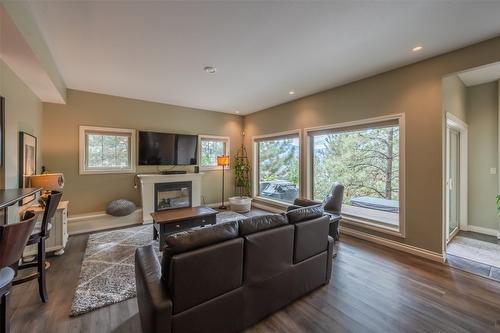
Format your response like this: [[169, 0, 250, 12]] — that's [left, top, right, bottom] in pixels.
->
[[151, 206, 218, 250]]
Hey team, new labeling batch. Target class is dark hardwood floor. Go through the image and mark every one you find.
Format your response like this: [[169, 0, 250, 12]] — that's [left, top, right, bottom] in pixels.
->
[[9, 230, 500, 332]]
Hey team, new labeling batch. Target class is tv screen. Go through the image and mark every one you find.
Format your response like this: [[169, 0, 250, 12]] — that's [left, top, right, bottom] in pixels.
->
[[138, 131, 198, 165]]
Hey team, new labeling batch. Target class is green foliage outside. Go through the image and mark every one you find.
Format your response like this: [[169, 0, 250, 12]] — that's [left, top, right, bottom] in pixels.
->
[[87, 134, 129, 168], [201, 140, 225, 167], [258, 137, 300, 189], [313, 126, 400, 204]]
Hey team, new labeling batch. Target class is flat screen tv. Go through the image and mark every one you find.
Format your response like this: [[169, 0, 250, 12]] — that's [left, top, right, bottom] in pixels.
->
[[138, 131, 198, 165]]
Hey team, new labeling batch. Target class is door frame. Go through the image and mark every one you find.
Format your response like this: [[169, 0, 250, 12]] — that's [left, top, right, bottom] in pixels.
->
[[445, 112, 468, 244]]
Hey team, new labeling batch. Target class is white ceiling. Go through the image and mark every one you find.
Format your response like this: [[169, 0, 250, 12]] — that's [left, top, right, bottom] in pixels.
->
[[28, 1, 500, 114], [458, 61, 500, 86]]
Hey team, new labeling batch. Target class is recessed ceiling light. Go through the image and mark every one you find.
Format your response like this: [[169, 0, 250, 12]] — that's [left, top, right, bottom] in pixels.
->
[[289, 91, 295, 95], [412, 46, 423, 52], [235, 110, 240, 114], [204, 66, 216, 73]]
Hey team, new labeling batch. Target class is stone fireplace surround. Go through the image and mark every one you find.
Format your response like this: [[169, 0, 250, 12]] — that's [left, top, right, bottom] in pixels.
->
[[137, 173, 203, 224]]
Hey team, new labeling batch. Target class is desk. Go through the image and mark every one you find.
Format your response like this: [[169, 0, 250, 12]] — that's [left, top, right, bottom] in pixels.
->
[[23, 201, 69, 257], [0, 188, 41, 224]]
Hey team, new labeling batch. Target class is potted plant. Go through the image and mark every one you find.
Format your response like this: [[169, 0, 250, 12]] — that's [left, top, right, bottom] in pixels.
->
[[229, 144, 252, 212]]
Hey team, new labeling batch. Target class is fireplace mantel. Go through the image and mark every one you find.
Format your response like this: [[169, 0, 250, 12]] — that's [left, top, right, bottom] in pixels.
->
[[137, 173, 204, 224]]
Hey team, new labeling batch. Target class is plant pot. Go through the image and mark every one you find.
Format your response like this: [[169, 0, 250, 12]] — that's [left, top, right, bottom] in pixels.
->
[[228, 196, 252, 213]]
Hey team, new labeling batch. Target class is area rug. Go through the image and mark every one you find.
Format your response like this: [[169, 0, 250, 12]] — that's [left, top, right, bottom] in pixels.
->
[[216, 210, 247, 224], [447, 236, 500, 269], [70, 225, 158, 316], [70, 211, 248, 316]]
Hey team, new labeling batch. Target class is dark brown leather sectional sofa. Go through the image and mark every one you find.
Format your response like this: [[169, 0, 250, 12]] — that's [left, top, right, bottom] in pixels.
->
[[135, 205, 334, 333]]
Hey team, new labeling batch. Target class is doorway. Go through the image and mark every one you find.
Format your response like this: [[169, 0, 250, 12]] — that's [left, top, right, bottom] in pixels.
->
[[446, 127, 461, 242], [445, 113, 468, 244]]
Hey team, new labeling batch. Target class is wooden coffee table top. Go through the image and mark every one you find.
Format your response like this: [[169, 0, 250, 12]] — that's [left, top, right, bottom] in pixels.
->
[[151, 206, 218, 224]]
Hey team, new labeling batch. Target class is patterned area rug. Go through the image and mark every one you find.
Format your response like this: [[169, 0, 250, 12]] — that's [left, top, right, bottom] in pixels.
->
[[447, 236, 500, 268], [70, 210, 247, 316], [70, 225, 158, 316], [216, 210, 247, 223]]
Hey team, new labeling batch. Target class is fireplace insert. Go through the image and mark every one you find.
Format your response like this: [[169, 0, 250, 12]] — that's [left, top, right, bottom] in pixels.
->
[[154, 181, 192, 211]]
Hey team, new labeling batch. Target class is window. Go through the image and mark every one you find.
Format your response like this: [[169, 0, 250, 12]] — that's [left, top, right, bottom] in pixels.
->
[[199, 135, 230, 170], [253, 131, 300, 204], [79, 126, 136, 174], [308, 115, 404, 234]]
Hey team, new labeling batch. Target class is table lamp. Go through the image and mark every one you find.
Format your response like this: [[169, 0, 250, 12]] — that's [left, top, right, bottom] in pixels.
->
[[217, 155, 230, 209], [30, 173, 64, 207]]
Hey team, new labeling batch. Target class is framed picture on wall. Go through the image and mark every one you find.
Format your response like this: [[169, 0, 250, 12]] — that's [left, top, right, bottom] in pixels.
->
[[19, 131, 37, 205]]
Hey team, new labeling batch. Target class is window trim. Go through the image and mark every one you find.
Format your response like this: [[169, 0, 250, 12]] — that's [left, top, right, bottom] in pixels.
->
[[252, 129, 302, 207], [79, 125, 137, 175], [305, 113, 406, 238], [198, 135, 230, 171]]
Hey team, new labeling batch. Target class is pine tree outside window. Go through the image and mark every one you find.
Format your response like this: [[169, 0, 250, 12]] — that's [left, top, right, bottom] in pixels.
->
[[253, 131, 300, 204], [199, 135, 230, 170], [307, 114, 405, 235]]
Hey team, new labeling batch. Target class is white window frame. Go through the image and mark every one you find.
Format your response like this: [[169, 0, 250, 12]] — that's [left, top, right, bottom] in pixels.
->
[[305, 114, 406, 237], [252, 129, 302, 207], [79, 125, 137, 175], [198, 135, 230, 171]]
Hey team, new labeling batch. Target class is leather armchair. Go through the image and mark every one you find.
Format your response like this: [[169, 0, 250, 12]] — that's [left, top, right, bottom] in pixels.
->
[[287, 183, 344, 240]]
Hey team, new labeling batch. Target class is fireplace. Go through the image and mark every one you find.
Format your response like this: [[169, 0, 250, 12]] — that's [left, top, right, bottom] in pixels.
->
[[154, 181, 192, 211]]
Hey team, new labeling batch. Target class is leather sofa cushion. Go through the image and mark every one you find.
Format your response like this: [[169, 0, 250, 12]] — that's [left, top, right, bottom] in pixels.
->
[[162, 221, 239, 282], [238, 214, 288, 236], [242, 268, 294, 327], [164, 221, 239, 253], [286, 205, 324, 224], [169, 238, 244, 314], [172, 288, 244, 333], [243, 225, 294, 284], [292, 251, 328, 299], [293, 215, 329, 263]]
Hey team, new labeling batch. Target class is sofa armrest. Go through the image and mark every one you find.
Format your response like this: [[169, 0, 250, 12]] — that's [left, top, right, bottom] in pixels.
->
[[292, 198, 319, 207], [326, 236, 334, 283], [286, 204, 302, 212], [135, 245, 173, 333]]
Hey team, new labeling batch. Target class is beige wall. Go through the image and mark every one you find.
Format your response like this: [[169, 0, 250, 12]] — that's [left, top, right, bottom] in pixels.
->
[[244, 37, 500, 254], [0, 59, 43, 187], [0, 59, 43, 221], [42, 90, 243, 215], [443, 75, 467, 122], [466, 81, 499, 230]]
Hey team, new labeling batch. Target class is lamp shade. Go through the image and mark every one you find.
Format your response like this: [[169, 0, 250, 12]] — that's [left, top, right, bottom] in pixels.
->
[[30, 173, 65, 191], [217, 155, 230, 167]]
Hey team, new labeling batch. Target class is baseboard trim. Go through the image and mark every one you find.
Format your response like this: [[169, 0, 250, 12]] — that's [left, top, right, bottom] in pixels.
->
[[68, 209, 143, 235], [466, 225, 499, 238], [341, 226, 445, 263]]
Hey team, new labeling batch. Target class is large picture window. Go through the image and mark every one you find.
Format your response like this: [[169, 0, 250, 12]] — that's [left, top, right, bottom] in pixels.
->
[[254, 131, 300, 204], [308, 115, 404, 233], [79, 126, 136, 174]]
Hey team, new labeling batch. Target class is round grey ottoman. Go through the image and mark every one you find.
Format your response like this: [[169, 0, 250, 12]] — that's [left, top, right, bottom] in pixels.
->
[[106, 199, 136, 217]]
